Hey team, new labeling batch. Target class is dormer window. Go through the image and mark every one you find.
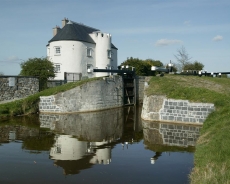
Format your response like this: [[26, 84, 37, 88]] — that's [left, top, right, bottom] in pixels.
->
[[87, 48, 92, 57], [107, 50, 112, 59], [55, 46, 61, 55]]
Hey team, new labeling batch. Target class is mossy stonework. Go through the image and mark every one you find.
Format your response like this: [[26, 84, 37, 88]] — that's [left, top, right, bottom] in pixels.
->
[[142, 95, 215, 124]]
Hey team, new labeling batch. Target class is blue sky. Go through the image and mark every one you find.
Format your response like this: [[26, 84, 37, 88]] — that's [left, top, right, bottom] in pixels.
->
[[0, 0, 229, 75]]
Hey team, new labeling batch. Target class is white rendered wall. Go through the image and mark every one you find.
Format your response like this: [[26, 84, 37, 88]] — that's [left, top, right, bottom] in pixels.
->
[[90, 32, 112, 77], [50, 135, 87, 160], [47, 33, 118, 80], [47, 40, 96, 80], [89, 142, 111, 165]]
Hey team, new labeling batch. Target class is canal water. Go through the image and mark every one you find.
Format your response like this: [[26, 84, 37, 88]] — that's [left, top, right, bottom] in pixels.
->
[[0, 106, 201, 184]]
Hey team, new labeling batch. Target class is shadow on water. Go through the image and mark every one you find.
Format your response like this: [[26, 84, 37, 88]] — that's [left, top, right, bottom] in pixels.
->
[[0, 105, 202, 183]]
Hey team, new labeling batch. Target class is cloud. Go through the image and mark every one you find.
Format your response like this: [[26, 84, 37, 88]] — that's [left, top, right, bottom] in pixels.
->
[[155, 39, 183, 46], [212, 35, 223, 41], [0, 56, 20, 63], [184, 20, 190, 26]]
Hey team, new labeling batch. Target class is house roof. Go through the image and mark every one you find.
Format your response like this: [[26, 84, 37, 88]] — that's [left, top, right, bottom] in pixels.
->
[[48, 21, 117, 49]]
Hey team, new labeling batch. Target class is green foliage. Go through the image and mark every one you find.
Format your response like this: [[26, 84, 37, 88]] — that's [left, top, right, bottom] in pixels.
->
[[0, 77, 101, 118], [120, 57, 163, 76], [183, 61, 204, 71], [146, 75, 230, 183], [20, 57, 55, 90], [145, 58, 163, 67]]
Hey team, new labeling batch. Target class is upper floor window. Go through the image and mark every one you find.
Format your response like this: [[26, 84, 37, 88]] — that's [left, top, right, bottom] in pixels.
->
[[107, 50, 112, 59], [87, 48, 92, 57], [55, 47, 61, 55]]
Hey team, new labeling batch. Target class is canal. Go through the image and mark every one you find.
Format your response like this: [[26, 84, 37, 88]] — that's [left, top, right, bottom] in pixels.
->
[[0, 106, 201, 183]]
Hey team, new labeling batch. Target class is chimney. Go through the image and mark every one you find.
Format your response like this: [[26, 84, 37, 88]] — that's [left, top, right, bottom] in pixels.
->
[[62, 17, 69, 28], [53, 25, 61, 36]]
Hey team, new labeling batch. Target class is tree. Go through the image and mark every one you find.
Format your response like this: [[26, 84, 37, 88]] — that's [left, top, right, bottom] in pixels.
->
[[120, 57, 150, 76], [20, 57, 55, 90], [183, 61, 204, 71], [120, 57, 163, 76], [145, 59, 164, 67], [0, 72, 4, 76], [174, 46, 192, 72]]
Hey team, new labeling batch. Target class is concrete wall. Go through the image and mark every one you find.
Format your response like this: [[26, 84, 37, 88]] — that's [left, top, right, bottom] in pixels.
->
[[0, 76, 39, 102], [142, 95, 215, 124], [39, 75, 123, 113]]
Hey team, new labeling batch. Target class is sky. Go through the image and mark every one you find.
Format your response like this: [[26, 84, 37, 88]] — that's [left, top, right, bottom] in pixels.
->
[[0, 0, 229, 75]]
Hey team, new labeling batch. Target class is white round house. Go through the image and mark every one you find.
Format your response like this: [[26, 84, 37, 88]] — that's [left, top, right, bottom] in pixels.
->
[[47, 18, 118, 80]]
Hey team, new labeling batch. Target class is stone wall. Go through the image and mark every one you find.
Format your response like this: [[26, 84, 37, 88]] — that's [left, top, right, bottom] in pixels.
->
[[39, 75, 123, 113], [40, 107, 124, 141], [136, 76, 145, 104], [142, 95, 215, 124], [0, 125, 39, 143], [142, 120, 201, 148], [0, 76, 39, 102]]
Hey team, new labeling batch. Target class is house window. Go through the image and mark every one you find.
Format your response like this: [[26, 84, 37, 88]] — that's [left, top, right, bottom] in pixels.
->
[[87, 48, 92, 57], [55, 47, 61, 55], [54, 64, 61, 72], [107, 50, 112, 59], [87, 64, 92, 73], [56, 146, 61, 154]]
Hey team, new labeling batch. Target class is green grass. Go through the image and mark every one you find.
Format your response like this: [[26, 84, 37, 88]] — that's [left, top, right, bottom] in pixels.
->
[[146, 75, 230, 184], [0, 77, 101, 119]]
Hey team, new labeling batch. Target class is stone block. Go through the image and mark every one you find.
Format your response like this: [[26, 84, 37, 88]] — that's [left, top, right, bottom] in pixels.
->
[[168, 116, 175, 121], [197, 112, 202, 115], [176, 117, 182, 122]]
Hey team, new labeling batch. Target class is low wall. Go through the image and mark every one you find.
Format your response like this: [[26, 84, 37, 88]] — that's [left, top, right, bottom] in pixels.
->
[[142, 95, 215, 124], [0, 76, 39, 102], [39, 75, 123, 113]]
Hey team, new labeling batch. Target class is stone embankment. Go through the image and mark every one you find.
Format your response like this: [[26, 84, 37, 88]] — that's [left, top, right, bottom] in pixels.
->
[[39, 76, 124, 113], [142, 95, 215, 124], [141, 79, 215, 124]]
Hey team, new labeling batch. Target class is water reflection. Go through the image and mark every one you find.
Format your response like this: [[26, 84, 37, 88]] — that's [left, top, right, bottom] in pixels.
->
[[39, 107, 143, 175], [0, 124, 39, 143], [0, 107, 196, 183], [142, 120, 202, 164]]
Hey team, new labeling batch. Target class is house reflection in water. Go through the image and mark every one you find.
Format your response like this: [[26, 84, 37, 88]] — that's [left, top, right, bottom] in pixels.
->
[[142, 120, 202, 164], [50, 135, 112, 165], [40, 107, 125, 175]]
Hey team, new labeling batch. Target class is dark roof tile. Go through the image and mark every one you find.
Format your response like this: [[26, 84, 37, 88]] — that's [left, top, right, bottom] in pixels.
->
[[48, 21, 117, 49]]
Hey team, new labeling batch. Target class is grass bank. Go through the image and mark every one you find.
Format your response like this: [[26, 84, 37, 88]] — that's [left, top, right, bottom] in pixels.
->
[[146, 75, 230, 184], [0, 77, 101, 119]]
